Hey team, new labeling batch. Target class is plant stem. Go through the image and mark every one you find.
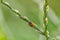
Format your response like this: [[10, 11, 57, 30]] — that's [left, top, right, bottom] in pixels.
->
[[43, 0, 48, 40], [1, 0, 45, 36]]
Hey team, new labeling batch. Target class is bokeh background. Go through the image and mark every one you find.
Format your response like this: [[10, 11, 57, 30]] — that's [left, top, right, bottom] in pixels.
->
[[0, 0, 60, 40]]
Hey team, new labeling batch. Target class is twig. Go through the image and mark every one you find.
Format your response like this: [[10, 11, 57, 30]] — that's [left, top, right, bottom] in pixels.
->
[[1, 0, 45, 36]]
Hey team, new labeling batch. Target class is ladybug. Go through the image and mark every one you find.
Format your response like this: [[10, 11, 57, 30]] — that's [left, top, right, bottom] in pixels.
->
[[29, 21, 35, 27]]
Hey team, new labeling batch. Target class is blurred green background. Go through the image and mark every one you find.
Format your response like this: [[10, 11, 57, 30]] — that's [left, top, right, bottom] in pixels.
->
[[0, 0, 60, 40]]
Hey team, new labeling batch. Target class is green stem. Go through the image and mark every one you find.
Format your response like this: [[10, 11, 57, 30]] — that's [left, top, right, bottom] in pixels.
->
[[1, 0, 45, 36], [43, 0, 48, 40]]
